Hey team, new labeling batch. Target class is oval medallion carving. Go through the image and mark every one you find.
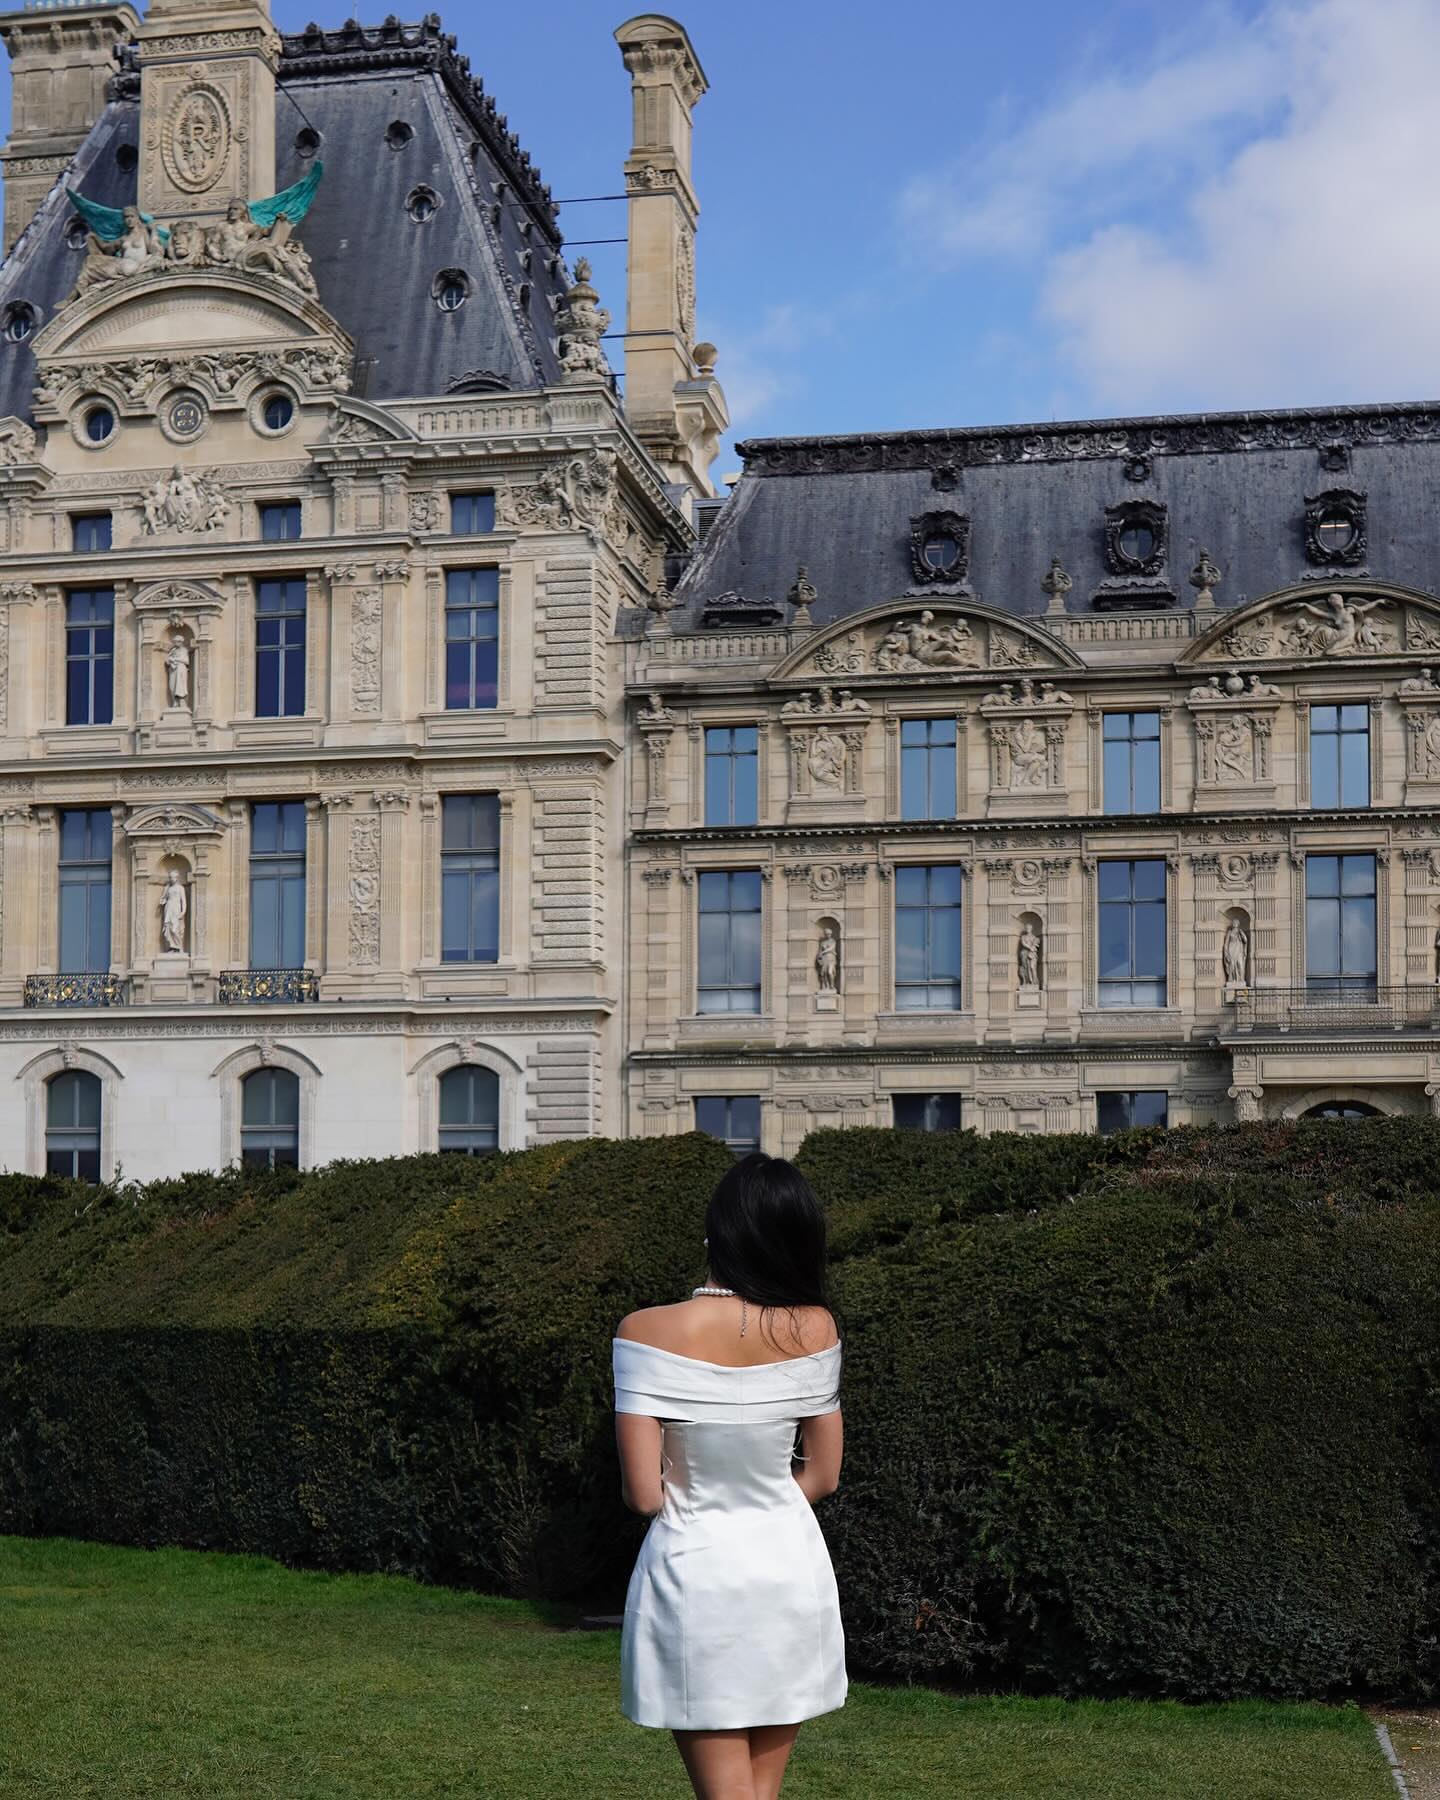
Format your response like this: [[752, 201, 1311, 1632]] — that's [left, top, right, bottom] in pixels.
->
[[162, 86, 230, 194]]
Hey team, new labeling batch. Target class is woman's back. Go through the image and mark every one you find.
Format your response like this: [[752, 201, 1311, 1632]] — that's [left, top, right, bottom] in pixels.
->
[[615, 1297, 840, 1369]]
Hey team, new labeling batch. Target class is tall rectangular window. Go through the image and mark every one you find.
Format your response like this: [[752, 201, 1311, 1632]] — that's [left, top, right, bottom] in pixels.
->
[[1310, 704, 1369, 809], [900, 719, 958, 820], [451, 492, 496, 534], [445, 567, 499, 710], [249, 801, 307, 969], [895, 864, 963, 1010], [893, 1094, 963, 1131], [1097, 1091, 1169, 1133], [260, 502, 302, 542], [1102, 712, 1161, 814], [441, 794, 500, 963], [697, 870, 762, 1013], [1305, 853, 1377, 993], [65, 588, 114, 726], [58, 808, 112, 972], [70, 513, 111, 553], [255, 579, 306, 718], [695, 1095, 761, 1154], [704, 726, 758, 825], [1097, 858, 1167, 1007]]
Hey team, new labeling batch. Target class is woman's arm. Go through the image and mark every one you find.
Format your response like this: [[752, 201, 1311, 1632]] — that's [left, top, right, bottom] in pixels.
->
[[615, 1412, 666, 1516], [793, 1409, 843, 1504]]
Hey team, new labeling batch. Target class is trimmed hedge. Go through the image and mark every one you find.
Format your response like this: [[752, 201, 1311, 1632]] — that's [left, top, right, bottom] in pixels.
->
[[3, 1119, 1440, 1701]]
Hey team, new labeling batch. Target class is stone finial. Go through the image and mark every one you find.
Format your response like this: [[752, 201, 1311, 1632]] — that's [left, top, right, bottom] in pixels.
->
[[556, 257, 611, 383], [1040, 556, 1072, 615], [644, 579, 679, 637], [1189, 548, 1223, 608], [787, 564, 817, 629], [693, 341, 718, 376]]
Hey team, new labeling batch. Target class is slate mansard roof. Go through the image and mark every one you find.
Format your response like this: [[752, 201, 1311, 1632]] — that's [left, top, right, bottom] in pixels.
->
[[0, 14, 576, 420], [668, 406, 1440, 632]]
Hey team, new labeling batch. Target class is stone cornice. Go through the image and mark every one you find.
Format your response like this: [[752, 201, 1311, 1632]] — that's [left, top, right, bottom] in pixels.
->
[[628, 1044, 1225, 1070], [736, 401, 1440, 477]]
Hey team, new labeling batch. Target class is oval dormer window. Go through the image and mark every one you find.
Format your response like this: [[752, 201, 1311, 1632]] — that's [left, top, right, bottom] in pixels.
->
[[1315, 508, 1358, 555], [921, 532, 962, 574], [1118, 522, 1156, 566]]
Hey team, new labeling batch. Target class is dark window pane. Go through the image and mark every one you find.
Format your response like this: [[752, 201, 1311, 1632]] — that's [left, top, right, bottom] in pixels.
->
[[451, 493, 496, 534], [439, 795, 500, 963], [260, 503, 302, 542], [438, 1064, 499, 1153], [894, 1094, 962, 1131], [694, 1094, 761, 1153], [71, 513, 112, 553]]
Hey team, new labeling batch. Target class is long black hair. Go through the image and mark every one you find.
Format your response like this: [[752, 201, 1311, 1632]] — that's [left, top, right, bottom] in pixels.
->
[[703, 1151, 843, 1406]]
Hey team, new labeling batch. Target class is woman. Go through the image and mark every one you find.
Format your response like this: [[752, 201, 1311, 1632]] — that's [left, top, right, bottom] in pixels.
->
[[614, 1152, 847, 1799]]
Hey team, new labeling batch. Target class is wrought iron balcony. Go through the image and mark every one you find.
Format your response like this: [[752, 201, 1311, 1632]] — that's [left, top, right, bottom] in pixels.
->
[[1229, 985, 1440, 1035], [217, 967, 321, 1004], [24, 972, 126, 1008]]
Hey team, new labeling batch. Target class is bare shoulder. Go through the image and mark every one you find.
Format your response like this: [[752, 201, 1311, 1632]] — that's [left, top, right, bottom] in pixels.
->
[[615, 1303, 684, 1347], [788, 1303, 841, 1354]]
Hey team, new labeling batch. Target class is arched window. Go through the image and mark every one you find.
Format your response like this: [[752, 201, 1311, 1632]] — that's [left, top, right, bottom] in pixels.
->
[[241, 1067, 300, 1168], [47, 1070, 101, 1180], [438, 1064, 498, 1154], [1302, 1101, 1381, 1121]]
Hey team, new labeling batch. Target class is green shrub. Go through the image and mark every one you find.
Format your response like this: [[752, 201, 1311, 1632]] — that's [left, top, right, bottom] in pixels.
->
[[3, 1119, 1439, 1701]]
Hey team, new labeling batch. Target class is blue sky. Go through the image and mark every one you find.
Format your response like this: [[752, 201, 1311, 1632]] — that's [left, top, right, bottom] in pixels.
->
[[14, 1, 1440, 461]]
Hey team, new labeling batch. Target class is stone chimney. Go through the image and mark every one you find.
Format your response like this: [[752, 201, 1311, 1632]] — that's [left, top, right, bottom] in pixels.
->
[[0, 0, 140, 255], [614, 13, 727, 502], [137, 0, 279, 221]]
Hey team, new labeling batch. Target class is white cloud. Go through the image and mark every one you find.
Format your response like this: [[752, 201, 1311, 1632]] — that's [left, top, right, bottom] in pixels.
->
[[1043, 0, 1440, 410], [902, 0, 1440, 414], [900, 6, 1282, 260]]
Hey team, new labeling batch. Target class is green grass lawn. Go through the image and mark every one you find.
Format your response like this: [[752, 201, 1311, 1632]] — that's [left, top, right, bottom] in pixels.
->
[[0, 1536, 1395, 1799]]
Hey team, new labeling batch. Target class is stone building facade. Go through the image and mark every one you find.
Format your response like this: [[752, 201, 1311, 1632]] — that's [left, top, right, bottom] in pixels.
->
[[627, 419, 1440, 1150], [0, 3, 718, 1178], [0, 2, 1437, 1175]]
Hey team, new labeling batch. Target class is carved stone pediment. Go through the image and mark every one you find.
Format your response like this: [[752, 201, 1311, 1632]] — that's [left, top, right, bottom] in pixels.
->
[[770, 600, 1079, 686], [123, 802, 227, 839], [30, 268, 354, 429], [1182, 583, 1440, 665], [322, 399, 416, 447], [131, 579, 227, 615]]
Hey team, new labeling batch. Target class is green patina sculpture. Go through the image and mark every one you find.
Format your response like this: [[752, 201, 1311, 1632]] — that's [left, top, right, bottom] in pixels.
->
[[66, 161, 325, 246]]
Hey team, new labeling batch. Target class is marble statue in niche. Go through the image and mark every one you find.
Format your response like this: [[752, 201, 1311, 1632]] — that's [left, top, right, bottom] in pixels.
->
[[160, 869, 188, 954], [1018, 920, 1043, 990], [815, 923, 840, 993], [164, 631, 192, 710], [1223, 916, 1249, 988]]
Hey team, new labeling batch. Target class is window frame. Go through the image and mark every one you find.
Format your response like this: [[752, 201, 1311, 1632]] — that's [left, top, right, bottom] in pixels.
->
[[64, 586, 115, 726], [1304, 851, 1378, 994], [893, 863, 964, 1012], [899, 717, 959, 822], [892, 1094, 963, 1132], [259, 501, 303, 543], [1101, 710, 1161, 815], [449, 492, 496, 535], [694, 1094, 762, 1155], [443, 566, 500, 711], [239, 1066, 301, 1169], [70, 512, 112, 553], [703, 724, 760, 826], [695, 868, 764, 1014], [1096, 857, 1168, 1009], [45, 1068, 103, 1181], [57, 807, 113, 974], [248, 800, 307, 970], [254, 577, 307, 718], [440, 793, 501, 965], [1096, 1090, 1169, 1133], [1308, 701, 1370, 809], [437, 1063, 501, 1155]]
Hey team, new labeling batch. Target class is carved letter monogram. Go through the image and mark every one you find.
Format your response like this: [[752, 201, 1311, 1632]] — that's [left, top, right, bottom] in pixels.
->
[[163, 87, 231, 195]]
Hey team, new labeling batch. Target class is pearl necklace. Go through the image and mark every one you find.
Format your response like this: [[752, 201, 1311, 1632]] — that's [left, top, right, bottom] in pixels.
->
[[691, 1283, 747, 1336]]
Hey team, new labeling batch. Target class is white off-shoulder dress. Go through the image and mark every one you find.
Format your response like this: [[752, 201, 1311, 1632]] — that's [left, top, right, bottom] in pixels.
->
[[612, 1335, 848, 1731]]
